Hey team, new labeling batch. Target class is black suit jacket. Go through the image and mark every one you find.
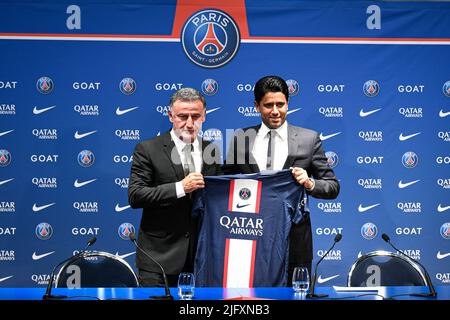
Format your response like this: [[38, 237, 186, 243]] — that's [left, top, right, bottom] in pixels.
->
[[128, 131, 222, 275], [223, 124, 339, 266]]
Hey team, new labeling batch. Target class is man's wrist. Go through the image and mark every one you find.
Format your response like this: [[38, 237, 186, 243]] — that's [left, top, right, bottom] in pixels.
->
[[306, 178, 315, 191]]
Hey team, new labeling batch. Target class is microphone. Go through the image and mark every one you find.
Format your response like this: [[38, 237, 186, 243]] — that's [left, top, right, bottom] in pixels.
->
[[128, 232, 173, 300], [43, 237, 97, 300], [381, 233, 437, 297], [306, 233, 342, 299]]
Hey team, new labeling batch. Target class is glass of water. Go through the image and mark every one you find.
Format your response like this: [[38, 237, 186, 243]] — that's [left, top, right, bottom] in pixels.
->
[[292, 267, 310, 293], [178, 272, 195, 300]]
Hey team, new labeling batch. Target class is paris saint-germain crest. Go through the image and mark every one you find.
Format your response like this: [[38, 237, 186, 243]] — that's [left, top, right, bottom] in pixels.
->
[[182, 9, 240, 68]]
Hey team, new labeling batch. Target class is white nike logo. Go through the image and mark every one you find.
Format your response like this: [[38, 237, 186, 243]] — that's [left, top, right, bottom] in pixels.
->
[[358, 203, 380, 213], [320, 132, 341, 141], [74, 178, 97, 188], [206, 107, 221, 114], [116, 106, 138, 115], [32, 251, 55, 260], [115, 251, 135, 259], [0, 178, 14, 186], [0, 129, 14, 137], [437, 204, 450, 212], [32, 202, 55, 212], [439, 109, 450, 118], [74, 130, 97, 139], [359, 108, 382, 117], [115, 204, 131, 212], [399, 132, 421, 141], [317, 274, 340, 284], [287, 108, 302, 115], [436, 251, 450, 259], [33, 105, 56, 115], [0, 276, 13, 283], [398, 179, 420, 189]]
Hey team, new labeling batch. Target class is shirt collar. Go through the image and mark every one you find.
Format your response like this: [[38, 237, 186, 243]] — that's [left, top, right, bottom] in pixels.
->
[[258, 121, 288, 141], [170, 129, 200, 152]]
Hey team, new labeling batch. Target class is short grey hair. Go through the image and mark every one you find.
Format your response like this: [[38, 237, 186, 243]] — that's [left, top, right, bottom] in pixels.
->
[[169, 87, 206, 109]]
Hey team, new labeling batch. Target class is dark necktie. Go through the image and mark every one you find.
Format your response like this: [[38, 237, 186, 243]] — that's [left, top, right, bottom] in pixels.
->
[[183, 144, 195, 176], [266, 130, 275, 170]]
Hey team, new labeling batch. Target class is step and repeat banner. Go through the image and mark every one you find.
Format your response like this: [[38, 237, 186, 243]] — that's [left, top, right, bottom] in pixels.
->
[[0, 0, 449, 287]]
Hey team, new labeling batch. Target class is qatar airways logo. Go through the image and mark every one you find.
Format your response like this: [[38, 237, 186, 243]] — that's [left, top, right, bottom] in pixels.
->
[[358, 131, 382, 142], [219, 215, 264, 236], [317, 202, 342, 213], [238, 106, 259, 117], [156, 105, 170, 116], [358, 178, 382, 189], [73, 202, 98, 213], [0, 250, 15, 261], [32, 129, 58, 140], [398, 249, 421, 260], [397, 202, 421, 213], [31, 274, 51, 285], [32, 177, 57, 188], [436, 273, 450, 284], [438, 131, 450, 142], [437, 178, 450, 189], [115, 178, 129, 188], [73, 104, 99, 116], [0, 104, 16, 115], [399, 107, 422, 118], [0, 202, 15, 213], [317, 249, 342, 261], [318, 106, 343, 118]]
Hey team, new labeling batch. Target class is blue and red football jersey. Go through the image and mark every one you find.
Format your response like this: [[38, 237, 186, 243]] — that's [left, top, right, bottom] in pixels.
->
[[193, 169, 309, 287]]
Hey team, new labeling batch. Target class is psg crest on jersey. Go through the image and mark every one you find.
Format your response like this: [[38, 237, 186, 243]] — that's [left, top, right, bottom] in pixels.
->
[[181, 9, 240, 68], [239, 187, 251, 200]]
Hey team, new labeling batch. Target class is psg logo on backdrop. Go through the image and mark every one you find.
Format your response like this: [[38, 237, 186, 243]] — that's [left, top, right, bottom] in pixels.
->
[[119, 78, 136, 95], [286, 79, 300, 96], [363, 80, 380, 97], [239, 188, 251, 200], [36, 77, 54, 94], [181, 9, 240, 68], [325, 151, 338, 168], [0, 149, 11, 167], [118, 222, 135, 240], [77, 150, 95, 167], [443, 81, 450, 97], [201, 79, 219, 95], [361, 222, 377, 240], [35, 222, 53, 240], [402, 151, 418, 169], [440, 222, 450, 239]]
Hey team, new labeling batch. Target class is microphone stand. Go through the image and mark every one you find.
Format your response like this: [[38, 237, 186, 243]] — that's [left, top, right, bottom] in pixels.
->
[[306, 234, 342, 299], [382, 234, 437, 298], [43, 237, 96, 300]]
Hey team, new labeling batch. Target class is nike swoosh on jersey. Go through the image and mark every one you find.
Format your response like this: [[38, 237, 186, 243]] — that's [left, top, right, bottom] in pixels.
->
[[116, 106, 138, 115], [33, 105, 56, 115], [74, 130, 97, 139], [32, 203, 56, 212], [358, 203, 380, 212], [399, 132, 421, 141], [359, 108, 382, 117], [0, 178, 14, 186], [206, 107, 221, 114], [436, 251, 450, 259], [437, 204, 450, 212], [115, 204, 131, 212], [32, 251, 55, 260], [115, 252, 135, 259], [317, 274, 340, 284], [286, 108, 301, 115], [236, 203, 250, 209], [0, 129, 14, 137], [439, 109, 450, 118], [74, 178, 97, 188], [0, 276, 13, 283], [398, 179, 420, 188], [320, 132, 341, 141]]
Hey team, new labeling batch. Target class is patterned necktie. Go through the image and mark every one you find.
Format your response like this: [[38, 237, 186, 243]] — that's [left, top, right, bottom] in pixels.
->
[[266, 130, 276, 170], [183, 144, 195, 176]]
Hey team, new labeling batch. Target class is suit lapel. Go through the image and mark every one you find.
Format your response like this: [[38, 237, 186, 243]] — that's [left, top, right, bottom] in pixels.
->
[[162, 132, 185, 180], [283, 124, 299, 169]]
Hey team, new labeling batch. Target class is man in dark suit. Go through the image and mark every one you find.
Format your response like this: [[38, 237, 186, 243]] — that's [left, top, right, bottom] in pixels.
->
[[223, 75, 339, 283], [128, 88, 221, 287]]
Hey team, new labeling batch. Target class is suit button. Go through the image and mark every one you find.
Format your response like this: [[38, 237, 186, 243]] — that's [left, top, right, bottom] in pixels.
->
[[185, 232, 190, 238]]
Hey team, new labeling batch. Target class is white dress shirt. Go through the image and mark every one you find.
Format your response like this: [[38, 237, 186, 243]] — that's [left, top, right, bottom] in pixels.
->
[[251, 121, 289, 171], [170, 130, 202, 198]]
